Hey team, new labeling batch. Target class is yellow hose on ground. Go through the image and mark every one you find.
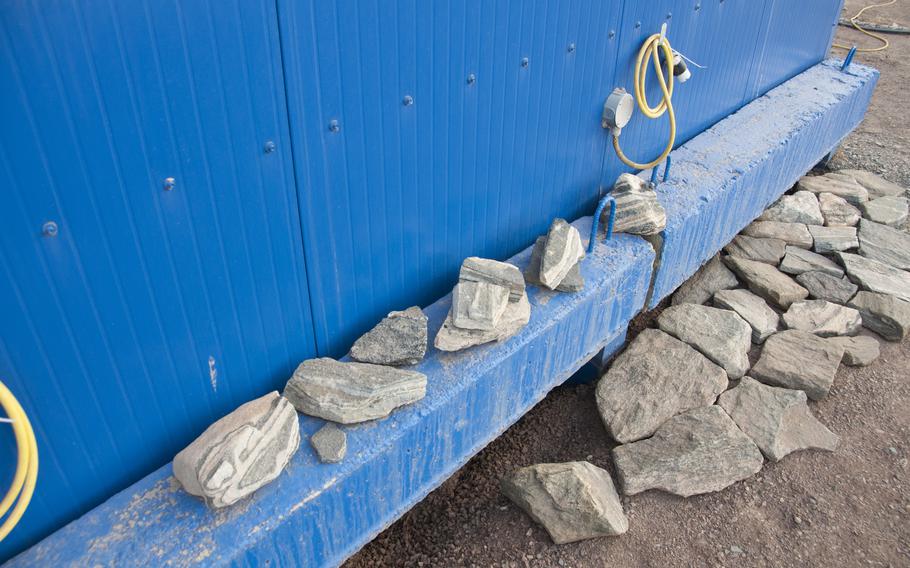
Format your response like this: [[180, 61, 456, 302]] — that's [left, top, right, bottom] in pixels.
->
[[832, 0, 896, 53], [0, 380, 38, 542], [612, 32, 677, 171]]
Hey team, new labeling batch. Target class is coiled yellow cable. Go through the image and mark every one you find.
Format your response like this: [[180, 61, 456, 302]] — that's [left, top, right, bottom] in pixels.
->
[[832, 0, 895, 53], [0, 380, 38, 542], [612, 32, 677, 170]]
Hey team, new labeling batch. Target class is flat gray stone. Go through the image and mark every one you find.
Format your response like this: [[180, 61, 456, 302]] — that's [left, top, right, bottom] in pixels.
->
[[435, 291, 531, 351], [451, 280, 509, 330], [671, 254, 739, 306], [724, 255, 809, 309], [819, 192, 861, 227], [657, 304, 752, 379], [759, 191, 823, 225], [349, 306, 428, 366], [779, 246, 844, 278], [718, 377, 838, 462], [860, 196, 908, 227], [173, 392, 300, 508], [501, 462, 628, 544], [838, 252, 910, 303], [539, 219, 585, 289], [808, 225, 857, 254], [284, 358, 427, 424], [848, 291, 910, 341], [595, 329, 727, 444], [838, 169, 906, 198], [525, 236, 583, 292], [713, 288, 779, 343], [742, 221, 813, 249], [828, 335, 880, 366], [797, 174, 869, 205], [750, 330, 844, 400], [612, 406, 763, 497], [610, 173, 667, 236], [858, 219, 910, 270], [460, 257, 525, 302], [795, 271, 858, 304], [723, 235, 787, 265], [781, 300, 862, 337], [310, 423, 346, 463]]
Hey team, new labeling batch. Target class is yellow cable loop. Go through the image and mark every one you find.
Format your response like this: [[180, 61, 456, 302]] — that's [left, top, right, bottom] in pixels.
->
[[832, 0, 895, 53], [0, 380, 38, 542], [612, 32, 677, 171]]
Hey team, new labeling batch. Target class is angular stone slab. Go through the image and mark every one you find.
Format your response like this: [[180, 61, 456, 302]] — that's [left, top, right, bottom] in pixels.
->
[[612, 406, 763, 497], [501, 462, 628, 544], [284, 358, 427, 424], [828, 335, 880, 366], [310, 423, 347, 464], [173, 392, 300, 508], [819, 192, 861, 227], [848, 291, 910, 341], [838, 252, 910, 303], [350, 306, 428, 366], [858, 219, 910, 270], [750, 330, 844, 400], [723, 235, 787, 265], [610, 173, 667, 236], [595, 329, 727, 444], [838, 169, 906, 198], [460, 257, 525, 302], [724, 255, 809, 309], [713, 288, 779, 343], [451, 280, 509, 331], [525, 236, 583, 293], [759, 191, 823, 225], [435, 291, 531, 351], [860, 196, 908, 228], [780, 246, 844, 278], [781, 300, 862, 337], [797, 174, 869, 205], [808, 225, 857, 254], [671, 254, 739, 306], [718, 377, 838, 462], [657, 304, 752, 379], [795, 271, 858, 304], [742, 220, 813, 249], [540, 219, 585, 289]]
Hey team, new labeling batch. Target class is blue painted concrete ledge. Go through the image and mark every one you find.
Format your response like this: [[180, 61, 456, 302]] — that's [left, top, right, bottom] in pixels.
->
[[6, 59, 876, 567]]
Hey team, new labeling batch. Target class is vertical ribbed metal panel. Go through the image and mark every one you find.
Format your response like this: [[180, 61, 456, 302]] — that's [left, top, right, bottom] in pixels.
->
[[0, 0, 317, 559]]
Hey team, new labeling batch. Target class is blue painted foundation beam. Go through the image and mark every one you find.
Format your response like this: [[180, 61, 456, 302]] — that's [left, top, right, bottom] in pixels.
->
[[6, 59, 876, 567]]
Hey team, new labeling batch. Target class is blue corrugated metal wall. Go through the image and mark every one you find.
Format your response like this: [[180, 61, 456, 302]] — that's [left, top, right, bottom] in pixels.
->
[[0, 0, 842, 560]]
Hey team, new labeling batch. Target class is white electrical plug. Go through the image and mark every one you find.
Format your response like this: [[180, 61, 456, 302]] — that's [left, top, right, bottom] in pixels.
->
[[602, 88, 635, 136]]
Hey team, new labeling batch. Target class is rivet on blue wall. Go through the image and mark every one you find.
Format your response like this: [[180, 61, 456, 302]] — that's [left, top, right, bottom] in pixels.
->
[[521, 57, 529, 68], [163, 177, 176, 192], [567, 43, 576, 53], [264, 141, 276, 153], [328, 120, 340, 133], [466, 73, 476, 85], [402, 95, 414, 106], [41, 221, 58, 237]]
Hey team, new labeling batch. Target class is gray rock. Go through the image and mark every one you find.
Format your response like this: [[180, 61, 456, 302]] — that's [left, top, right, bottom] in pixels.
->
[[838, 252, 910, 303], [611, 406, 763, 497], [828, 335, 880, 366], [713, 288, 779, 343], [808, 225, 858, 254], [284, 358, 427, 424], [718, 377, 838, 462], [349, 306, 428, 366], [657, 304, 752, 379], [525, 236, 583, 292], [435, 291, 531, 351], [750, 330, 844, 400], [742, 221, 813, 249], [539, 219, 585, 289], [795, 271, 858, 304], [858, 219, 910, 270], [838, 169, 906, 198], [310, 423, 346, 463], [724, 256, 809, 309], [860, 196, 909, 227], [595, 329, 727, 444], [501, 462, 628, 544], [781, 300, 862, 337], [451, 280, 509, 331], [797, 174, 869, 205], [671, 255, 739, 306], [723, 235, 787, 265], [173, 392, 300, 508], [610, 173, 667, 236], [818, 192, 861, 227], [759, 191, 823, 225], [460, 257, 525, 302], [848, 291, 910, 341], [779, 246, 845, 278]]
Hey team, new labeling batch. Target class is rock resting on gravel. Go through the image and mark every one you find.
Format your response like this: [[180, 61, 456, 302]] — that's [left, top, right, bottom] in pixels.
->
[[838, 252, 910, 303], [795, 271, 859, 305], [657, 304, 752, 379], [781, 300, 863, 337], [818, 192, 861, 227], [723, 256, 809, 309], [741, 221, 813, 249], [750, 330, 844, 400], [857, 219, 910, 271], [808, 225, 857, 254], [713, 288, 779, 344], [848, 291, 910, 342], [723, 235, 787, 265], [671, 254, 739, 306], [759, 191, 823, 226], [828, 335, 881, 366], [779, 246, 845, 278]]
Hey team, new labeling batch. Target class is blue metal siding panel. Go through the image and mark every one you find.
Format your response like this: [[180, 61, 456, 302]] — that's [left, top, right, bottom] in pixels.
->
[[0, 0, 317, 560]]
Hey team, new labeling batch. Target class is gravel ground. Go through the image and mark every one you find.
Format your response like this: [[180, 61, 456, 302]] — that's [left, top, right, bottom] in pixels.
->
[[348, 3, 910, 566]]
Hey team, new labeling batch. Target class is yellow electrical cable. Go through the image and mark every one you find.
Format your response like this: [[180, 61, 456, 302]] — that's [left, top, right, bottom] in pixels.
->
[[832, 0, 896, 53], [0, 380, 38, 542], [612, 32, 677, 170]]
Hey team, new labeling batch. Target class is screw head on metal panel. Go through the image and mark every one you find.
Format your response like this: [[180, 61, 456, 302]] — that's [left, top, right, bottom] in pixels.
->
[[567, 43, 576, 53], [695, 3, 701, 10], [42, 221, 58, 237], [402, 95, 414, 106], [608, 30, 616, 39], [466, 73, 476, 85], [520, 57, 529, 68], [666, 12, 672, 19], [163, 177, 176, 192], [328, 120, 340, 133], [634, 21, 641, 29], [264, 141, 276, 153]]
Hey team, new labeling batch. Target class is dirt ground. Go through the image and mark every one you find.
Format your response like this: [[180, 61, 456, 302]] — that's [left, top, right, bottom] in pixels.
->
[[347, 3, 910, 567]]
